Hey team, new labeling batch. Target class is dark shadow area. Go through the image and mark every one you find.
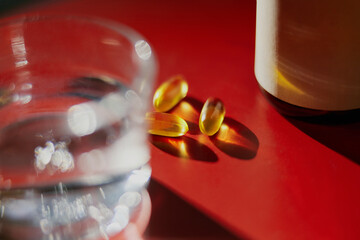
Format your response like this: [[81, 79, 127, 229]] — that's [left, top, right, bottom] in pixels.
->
[[161, 96, 259, 160], [186, 121, 201, 135], [261, 87, 360, 120], [150, 135, 218, 162], [169, 96, 203, 135], [0, 0, 58, 17], [146, 179, 245, 239], [286, 114, 360, 164], [183, 96, 204, 112], [261, 87, 360, 163], [210, 117, 259, 160]]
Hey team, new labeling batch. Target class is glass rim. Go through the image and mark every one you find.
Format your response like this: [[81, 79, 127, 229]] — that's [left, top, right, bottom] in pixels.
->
[[0, 14, 157, 100]]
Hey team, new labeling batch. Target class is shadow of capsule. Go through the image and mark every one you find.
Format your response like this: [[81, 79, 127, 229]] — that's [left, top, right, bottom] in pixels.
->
[[169, 96, 203, 135], [163, 95, 259, 160], [150, 135, 218, 162], [210, 117, 259, 160]]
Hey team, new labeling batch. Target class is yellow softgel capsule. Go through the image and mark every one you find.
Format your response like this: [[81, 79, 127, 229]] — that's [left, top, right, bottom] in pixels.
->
[[199, 98, 225, 136], [153, 75, 188, 112], [146, 112, 189, 137]]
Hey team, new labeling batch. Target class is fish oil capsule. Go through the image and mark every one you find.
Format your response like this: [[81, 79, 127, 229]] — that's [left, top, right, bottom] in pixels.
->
[[199, 98, 225, 136], [153, 75, 188, 112], [146, 112, 189, 137]]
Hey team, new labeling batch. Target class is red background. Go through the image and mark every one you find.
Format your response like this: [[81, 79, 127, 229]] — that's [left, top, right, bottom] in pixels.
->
[[2, 0, 360, 239]]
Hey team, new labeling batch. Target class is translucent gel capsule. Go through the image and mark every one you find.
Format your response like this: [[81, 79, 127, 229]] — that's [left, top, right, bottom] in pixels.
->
[[199, 98, 225, 136], [146, 112, 189, 137], [153, 75, 188, 112]]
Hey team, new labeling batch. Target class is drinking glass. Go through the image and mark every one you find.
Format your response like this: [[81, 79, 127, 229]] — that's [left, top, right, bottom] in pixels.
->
[[0, 15, 156, 239]]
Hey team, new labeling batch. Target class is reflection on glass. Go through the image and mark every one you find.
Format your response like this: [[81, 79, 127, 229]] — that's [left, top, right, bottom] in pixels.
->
[[34, 141, 74, 173], [21, 83, 32, 90], [0, 165, 151, 240], [135, 40, 152, 60], [78, 149, 106, 173], [11, 30, 28, 68], [12, 93, 32, 104], [101, 38, 121, 46], [67, 91, 130, 137], [123, 164, 152, 191], [68, 103, 98, 137]]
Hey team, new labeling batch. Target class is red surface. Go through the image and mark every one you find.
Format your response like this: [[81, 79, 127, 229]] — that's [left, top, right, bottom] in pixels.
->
[[3, 0, 360, 239]]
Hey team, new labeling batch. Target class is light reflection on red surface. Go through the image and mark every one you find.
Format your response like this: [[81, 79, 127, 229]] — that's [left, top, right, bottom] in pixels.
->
[[216, 123, 258, 152], [150, 135, 217, 162], [169, 97, 202, 134], [155, 96, 259, 160], [167, 138, 189, 158], [211, 117, 259, 160], [171, 101, 199, 122]]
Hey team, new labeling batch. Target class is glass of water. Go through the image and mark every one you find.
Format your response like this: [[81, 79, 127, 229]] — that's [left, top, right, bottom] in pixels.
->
[[0, 15, 156, 239]]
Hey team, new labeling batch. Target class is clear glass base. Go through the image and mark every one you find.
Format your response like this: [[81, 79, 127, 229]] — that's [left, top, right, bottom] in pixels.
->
[[0, 164, 151, 240]]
